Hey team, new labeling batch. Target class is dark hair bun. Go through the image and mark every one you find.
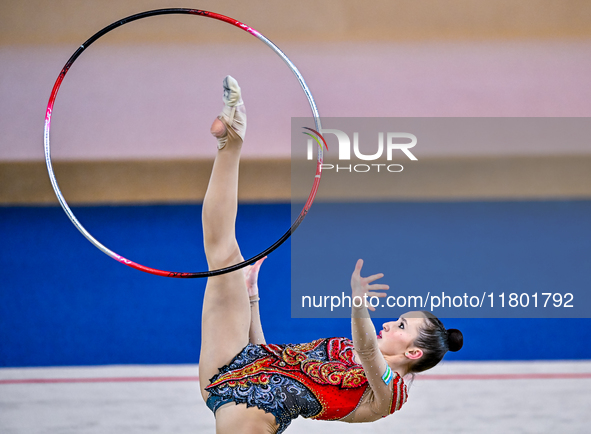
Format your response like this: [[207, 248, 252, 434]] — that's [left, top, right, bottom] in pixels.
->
[[447, 329, 463, 352]]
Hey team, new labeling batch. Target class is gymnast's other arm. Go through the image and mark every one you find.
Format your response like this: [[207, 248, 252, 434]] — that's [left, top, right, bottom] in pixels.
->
[[244, 257, 267, 345]]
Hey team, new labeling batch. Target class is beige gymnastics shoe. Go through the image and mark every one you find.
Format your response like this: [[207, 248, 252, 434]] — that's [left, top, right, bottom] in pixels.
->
[[212, 75, 247, 150]]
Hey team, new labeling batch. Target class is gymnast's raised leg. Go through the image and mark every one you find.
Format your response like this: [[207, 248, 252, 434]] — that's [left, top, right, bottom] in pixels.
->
[[198, 76, 279, 433]]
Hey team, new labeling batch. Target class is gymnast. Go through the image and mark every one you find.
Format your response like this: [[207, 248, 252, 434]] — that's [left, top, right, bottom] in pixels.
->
[[199, 76, 463, 433]]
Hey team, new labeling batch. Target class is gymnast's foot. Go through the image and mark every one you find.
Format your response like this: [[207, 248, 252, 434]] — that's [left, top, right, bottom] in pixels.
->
[[210, 75, 247, 150]]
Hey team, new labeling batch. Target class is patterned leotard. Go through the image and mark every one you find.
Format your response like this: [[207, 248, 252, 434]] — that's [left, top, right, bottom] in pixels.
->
[[205, 337, 408, 433]]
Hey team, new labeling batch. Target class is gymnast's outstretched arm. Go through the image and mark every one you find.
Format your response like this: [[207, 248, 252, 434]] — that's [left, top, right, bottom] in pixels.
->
[[244, 257, 267, 344], [348, 259, 395, 420]]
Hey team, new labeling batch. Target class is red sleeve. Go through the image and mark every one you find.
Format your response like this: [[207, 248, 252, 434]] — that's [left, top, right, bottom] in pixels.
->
[[389, 374, 409, 414]]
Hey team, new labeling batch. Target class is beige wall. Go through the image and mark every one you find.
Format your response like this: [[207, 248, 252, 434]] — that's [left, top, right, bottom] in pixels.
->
[[4, 156, 591, 205], [2, 0, 591, 45], [2, 1, 590, 204]]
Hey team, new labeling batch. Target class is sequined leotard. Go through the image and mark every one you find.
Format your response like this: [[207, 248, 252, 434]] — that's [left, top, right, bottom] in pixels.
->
[[205, 337, 408, 433]]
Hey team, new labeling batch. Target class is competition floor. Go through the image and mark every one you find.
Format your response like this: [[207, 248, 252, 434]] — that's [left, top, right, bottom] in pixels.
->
[[2, 361, 591, 433]]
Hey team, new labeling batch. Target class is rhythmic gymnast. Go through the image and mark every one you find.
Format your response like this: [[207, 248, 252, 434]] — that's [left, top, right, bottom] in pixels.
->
[[199, 76, 463, 434]]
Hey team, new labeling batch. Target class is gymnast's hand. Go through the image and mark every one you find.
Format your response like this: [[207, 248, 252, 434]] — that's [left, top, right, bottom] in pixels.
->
[[350, 259, 389, 312], [244, 257, 267, 299]]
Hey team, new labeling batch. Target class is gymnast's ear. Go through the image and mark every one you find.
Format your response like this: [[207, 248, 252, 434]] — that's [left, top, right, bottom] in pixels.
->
[[405, 348, 423, 360]]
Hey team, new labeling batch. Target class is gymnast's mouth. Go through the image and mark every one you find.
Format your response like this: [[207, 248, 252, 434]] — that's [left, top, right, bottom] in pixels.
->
[[377, 330, 383, 339]]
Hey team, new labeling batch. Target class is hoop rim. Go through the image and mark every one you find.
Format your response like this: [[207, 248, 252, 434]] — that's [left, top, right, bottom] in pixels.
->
[[44, 8, 323, 278]]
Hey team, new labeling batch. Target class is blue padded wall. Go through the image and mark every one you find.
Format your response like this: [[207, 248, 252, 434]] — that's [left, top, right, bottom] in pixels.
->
[[1, 201, 590, 367]]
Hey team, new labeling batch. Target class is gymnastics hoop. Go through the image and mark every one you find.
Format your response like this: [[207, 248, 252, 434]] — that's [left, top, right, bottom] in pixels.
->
[[44, 8, 324, 278]]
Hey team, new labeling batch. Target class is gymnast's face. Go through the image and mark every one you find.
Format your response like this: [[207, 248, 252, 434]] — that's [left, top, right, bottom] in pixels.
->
[[377, 311, 425, 359]]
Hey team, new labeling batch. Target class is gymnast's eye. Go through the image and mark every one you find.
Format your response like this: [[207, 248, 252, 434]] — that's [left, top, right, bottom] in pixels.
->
[[398, 322, 404, 329]]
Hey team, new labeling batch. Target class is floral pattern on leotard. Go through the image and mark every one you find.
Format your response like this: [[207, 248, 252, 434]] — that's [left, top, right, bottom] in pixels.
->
[[206, 344, 321, 433], [205, 338, 407, 431]]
